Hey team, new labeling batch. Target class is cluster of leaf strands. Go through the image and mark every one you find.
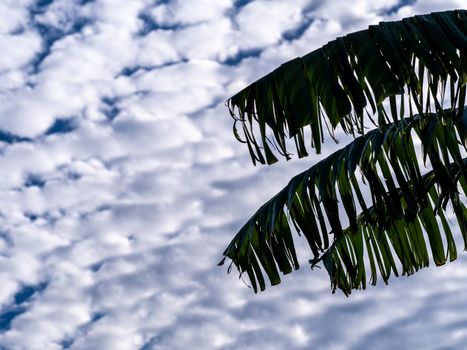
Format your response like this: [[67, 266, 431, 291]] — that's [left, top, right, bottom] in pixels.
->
[[220, 10, 467, 295]]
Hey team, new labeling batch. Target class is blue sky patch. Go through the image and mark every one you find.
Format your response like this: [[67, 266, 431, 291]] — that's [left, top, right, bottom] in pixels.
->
[[0, 282, 48, 332], [380, 0, 417, 15], [0, 307, 26, 332], [0, 130, 31, 144], [233, 0, 254, 8], [44, 118, 78, 136], [223, 48, 262, 66], [282, 17, 314, 42], [24, 174, 46, 188], [14, 282, 48, 304]]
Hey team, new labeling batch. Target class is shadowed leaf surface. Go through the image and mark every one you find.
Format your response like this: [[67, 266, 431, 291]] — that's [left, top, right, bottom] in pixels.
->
[[221, 10, 467, 295], [228, 10, 467, 164]]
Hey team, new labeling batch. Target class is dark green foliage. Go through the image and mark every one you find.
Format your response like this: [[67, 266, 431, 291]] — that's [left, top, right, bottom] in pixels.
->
[[228, 10, 467, 164], [220, 10, 467, 295]]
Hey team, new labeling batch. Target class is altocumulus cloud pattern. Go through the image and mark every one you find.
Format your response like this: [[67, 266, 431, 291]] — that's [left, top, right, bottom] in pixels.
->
[[0, 0, 466, 349]]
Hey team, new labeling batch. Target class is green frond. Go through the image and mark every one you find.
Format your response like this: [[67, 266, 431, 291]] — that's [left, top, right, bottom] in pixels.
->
[[317, 165, 467, 295], [219, 107, 467, 294], [228, 10, 467, 164]]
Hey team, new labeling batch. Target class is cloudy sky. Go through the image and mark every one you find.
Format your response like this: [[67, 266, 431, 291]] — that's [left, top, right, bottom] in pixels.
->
[[0, 0, 466, 349]]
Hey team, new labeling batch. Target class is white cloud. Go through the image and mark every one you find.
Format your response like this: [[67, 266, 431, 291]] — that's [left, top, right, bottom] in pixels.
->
[[234, 0, 306, 48], [136, 30, 181, 66], [0, 0, 465, 349], [0, 1, 31, 35], [149, 0, 232, 25], [0, 31, 42, 72]]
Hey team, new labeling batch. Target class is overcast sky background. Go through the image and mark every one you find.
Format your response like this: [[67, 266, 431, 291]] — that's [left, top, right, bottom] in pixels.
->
[[0, 0, 466, 349]]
